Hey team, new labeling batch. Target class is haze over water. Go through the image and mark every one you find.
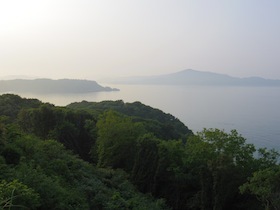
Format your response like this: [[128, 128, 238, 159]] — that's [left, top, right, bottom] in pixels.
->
[[13, 84, 280, 150], [1, 1, 280, 80], [1, 0, 280, 151]]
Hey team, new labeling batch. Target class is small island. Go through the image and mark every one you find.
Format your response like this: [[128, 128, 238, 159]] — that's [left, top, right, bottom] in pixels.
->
[[0, 78, 119, 94]]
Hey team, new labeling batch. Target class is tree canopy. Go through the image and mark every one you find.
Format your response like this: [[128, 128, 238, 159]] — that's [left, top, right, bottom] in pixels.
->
[[0, 94, 279, 209]]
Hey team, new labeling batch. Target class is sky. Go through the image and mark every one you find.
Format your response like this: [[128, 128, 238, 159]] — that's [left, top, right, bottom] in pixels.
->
[[0, 0, 280, 80]]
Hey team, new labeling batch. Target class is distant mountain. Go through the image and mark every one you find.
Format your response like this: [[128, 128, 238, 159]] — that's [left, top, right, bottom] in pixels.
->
[[109, 69, 280, 86], [0, 79, 119, 94]]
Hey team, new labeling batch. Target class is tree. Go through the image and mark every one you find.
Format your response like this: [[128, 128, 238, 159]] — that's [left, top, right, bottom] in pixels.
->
[[131, 134, 160, 193], [240, 166, 280, 210], [96, 111, 144, 171], [185, 129, 256, 210], [154, 139, 188, 209], [0, 94, 41, 122], [0, 119, 6, 152], [256, 148, 280, 169], [0, 179, 40, 209]]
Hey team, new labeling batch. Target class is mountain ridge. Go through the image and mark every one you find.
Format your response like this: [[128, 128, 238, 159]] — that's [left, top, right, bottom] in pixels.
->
[[0, 78, 119, 94], [108, 69, 280, 86]]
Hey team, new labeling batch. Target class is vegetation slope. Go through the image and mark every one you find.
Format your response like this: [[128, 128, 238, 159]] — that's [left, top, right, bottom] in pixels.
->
[[0, 94, 279, 210]]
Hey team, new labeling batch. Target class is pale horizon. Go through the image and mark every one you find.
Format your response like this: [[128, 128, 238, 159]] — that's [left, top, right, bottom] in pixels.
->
[[1, 0, 280, 80], [1, 68, 280, 81]]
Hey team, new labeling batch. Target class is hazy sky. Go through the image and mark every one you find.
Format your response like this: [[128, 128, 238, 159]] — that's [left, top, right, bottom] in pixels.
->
[[1, 0, 280, 80]]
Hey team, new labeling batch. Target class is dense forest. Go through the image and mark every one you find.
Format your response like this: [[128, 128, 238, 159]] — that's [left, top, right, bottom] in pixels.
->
[[0, 94, 279, 210]]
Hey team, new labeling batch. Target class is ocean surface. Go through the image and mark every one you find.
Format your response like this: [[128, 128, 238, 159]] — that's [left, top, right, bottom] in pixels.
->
[[8, 85, 280, 150]]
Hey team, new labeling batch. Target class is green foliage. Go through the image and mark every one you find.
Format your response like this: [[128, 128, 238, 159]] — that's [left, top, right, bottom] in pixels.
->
[[14, 163, 89, 210], [1, 145, 21, 165], [153, 139, 189, 209], [18, 106, 96, 161], [0, 117, 167, 209], [0, 179, 40, 209], [96, 111, 144, 170], [1, 94, 280, 210], [131, 134, 196, 209], [93, 168, 169, 210], [0, 119, 6, 151], [131, 134, 160, 193], [0, 94, 41, 122], [18, 104, 57, 139], [256, 148, 280, 169], [185, 129, 259, 210], [240, 166, 280, 210], [67, 100, 192, 140]]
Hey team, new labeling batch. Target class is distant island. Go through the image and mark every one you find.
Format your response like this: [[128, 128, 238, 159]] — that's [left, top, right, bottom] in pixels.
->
[[109, 69, 280, 86], [0, 79, 119, 94]]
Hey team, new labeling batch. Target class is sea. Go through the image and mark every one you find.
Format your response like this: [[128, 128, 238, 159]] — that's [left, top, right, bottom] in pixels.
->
[[7, 84, 280, 150]]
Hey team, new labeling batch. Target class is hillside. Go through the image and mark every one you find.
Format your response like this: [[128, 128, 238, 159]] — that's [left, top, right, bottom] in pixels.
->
[[67, 100, 192, 140], [0, 78, 119, 94], [0, 94, 279, 210], [109, 69, 280, 86]]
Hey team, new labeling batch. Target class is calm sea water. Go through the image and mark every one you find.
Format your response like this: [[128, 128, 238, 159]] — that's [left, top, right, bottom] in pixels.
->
[[10, 85, 280, 150]]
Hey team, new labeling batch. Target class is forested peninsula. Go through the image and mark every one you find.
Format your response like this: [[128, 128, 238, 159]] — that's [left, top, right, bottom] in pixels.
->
[[0, 94, 279, 210], [0, 79, 119, 94]]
